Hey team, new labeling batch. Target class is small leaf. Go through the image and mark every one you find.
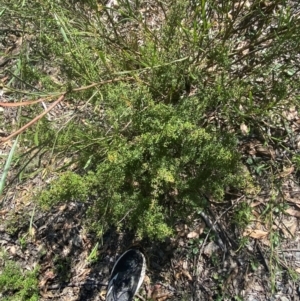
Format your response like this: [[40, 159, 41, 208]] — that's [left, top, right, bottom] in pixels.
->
[[240, 123, 248, 135], [243, 229, 268, 239], [278, 166, 294, 178], [187, 231, 199, 239], [285, 208, 300, 218]]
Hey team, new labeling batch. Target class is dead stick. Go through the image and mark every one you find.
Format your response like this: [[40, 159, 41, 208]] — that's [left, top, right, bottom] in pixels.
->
[[0, 77, 133, 143], [72, 77, 134, 92], [0, 97, 51, 107], [0, 94, 65, 143], [0, 77, 133, 107]]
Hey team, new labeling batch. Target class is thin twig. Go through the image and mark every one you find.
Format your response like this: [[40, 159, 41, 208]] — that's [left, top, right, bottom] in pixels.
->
[[195, 195, 245, 276], [0, 97, 50, 107], [278, 249, 300, 252], [0, 94, 65, 143], [0, 76, 139, 144], [72, 77, 134, 92], [256, 242, 269, 273], [136, 293, 146, 301], [117, 209, 134, 224], [47, 280, 108, 290]]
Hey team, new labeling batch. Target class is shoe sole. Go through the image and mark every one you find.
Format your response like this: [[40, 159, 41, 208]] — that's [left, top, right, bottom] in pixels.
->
[[106, 249, 146, 301]]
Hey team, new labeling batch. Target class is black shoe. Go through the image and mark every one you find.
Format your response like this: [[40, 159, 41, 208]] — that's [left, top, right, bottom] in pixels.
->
[[106, 249, 146, 301]]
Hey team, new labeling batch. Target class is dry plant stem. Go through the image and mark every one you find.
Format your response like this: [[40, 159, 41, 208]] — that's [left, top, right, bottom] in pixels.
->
[[195, 195, 245, 276], [47, 281, 108, 290], [72, 77, 134, 92], [0, 94, 65, 143], [279, 249, 300, 252], [0, 97, 51, 107], [0, 77, 134, 143], [135, 294, 146, 301], [0, 77, 133, 104]]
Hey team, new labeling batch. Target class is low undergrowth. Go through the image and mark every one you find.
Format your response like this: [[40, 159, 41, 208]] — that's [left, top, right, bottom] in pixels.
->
[[0, 250, 39, 301], [1, 0, 300, 294], [1, 0, 299, 235], [39, 82, 246, 238]]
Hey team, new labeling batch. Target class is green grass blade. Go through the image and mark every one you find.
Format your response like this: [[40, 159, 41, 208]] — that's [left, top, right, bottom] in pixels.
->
[[53, 13, 70, 44], [0, 8, 6, 17], [0, 136, 19, 197]]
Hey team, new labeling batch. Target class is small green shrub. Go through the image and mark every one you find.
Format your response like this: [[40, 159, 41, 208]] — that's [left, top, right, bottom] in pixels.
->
[[232, 201, 253, 229], [40, 171, 90, 208], [39, 83, 245, 239], [0, 260, 39, 301]]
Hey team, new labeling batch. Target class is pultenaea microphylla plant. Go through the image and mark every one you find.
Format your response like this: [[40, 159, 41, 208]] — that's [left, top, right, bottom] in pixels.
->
[[40, 83, 245, 239]]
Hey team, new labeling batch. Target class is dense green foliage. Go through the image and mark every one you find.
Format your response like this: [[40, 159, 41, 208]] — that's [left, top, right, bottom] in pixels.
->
[[40, 83, 245, 238], [0, 258, 39, 301]]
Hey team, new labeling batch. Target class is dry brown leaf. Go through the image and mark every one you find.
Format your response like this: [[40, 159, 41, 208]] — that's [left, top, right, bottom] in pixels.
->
[[182, 260, 188, 270], [285, 208, 300, 218], [203, 241, 219, 256], [255, 218, 263, 230], [252, 210, 261, 220], [0, 209, 8, 215], [59, 204, 67, 211], [176, 224, 188, 237], [151, 284, 163, 300], [251, 200, 264, 207], [261, 238, 271, 246], [0, 76, 8, 83], [187, 231, 199, 239], [295, 268, 300, 274], [75, 267, 90, 280], [255, 145, 275, 159], [278, 166, 294, 178], [280, 222, 295, 238], [282, 228, 294, 238], [294, 203, 300, 210], [283, 106, 298, 120], [240, 123, 248, 135], [9, 245, 16, 255], [243, 229, 268, 239], [195, 220, 206, 235], [285, 195, 300, 205], [289, 221, 298, 236], [242, 48, 249, 56], [143, 274, 151, 286], [281, 217, 298, 237], [157, 295, 173, 301], [99, 290, 107, 299], [40, 291, 55, 298], [181, 270, 193, 281], [186, 222, 205, 239], [39, 270, 55, 289]]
